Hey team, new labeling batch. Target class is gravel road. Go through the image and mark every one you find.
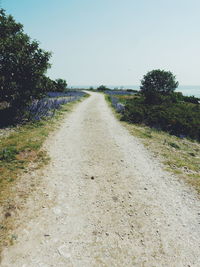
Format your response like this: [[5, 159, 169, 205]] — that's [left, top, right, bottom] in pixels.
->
[[1, 92, 200, 267]]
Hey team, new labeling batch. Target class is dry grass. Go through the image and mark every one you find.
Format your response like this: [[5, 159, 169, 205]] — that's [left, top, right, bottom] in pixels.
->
[[123, 122, 200, 193]]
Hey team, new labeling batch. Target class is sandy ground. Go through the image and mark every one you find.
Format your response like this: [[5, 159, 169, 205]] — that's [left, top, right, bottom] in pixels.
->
[[1, 92, 200, 267]]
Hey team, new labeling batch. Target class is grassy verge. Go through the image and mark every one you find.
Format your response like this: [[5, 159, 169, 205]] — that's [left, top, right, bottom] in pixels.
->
[[0, 95, 88, 253], [106, 95, 200, 194]]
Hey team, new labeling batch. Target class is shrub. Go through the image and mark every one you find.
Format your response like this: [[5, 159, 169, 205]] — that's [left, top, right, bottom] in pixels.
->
[[183, 95, 200, 104], [97, 85, 110, 91], [121, 98, 200, 141]]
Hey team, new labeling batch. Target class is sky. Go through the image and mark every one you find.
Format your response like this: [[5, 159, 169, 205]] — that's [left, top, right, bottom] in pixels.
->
[[1, 0, 200, 86]]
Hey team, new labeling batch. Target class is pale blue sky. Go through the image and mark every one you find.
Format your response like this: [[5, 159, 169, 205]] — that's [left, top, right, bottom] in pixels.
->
[[2, 0, 200, 86]]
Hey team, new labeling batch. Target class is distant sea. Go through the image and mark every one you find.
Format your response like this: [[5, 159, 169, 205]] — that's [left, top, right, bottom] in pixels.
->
[[71, 85, 200, 98]]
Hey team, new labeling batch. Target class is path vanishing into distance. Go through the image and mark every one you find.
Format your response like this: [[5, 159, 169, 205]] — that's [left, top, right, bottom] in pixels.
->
[[1, 92, 200, 266]]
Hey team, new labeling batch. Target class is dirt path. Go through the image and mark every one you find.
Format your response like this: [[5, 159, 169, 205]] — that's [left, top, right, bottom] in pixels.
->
[[1, 92, 200, 266]]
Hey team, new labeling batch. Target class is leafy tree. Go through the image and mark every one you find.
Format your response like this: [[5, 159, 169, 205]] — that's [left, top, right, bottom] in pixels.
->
[[97, 85, 109, 91], [0, 9, 51, 112], [38, 76, 57, 92], [55, 79, 68, 92], [140, 69, 179, 104], [39, 77, 68, 92]]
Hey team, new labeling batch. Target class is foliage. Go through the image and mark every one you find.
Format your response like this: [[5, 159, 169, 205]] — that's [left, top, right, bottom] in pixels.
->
[[140, 69, 179, 104], [182, 95, 200, 104], [0, 91, 87, 250], [162, 91, 200, 105], [27, 91, 86, 121], [126, 89, 138, 93], [0, 91, 86, 126], [0, 145, 18, 161], [106, 88, 200, 141], [47, 91, 85, 98], [121, 97, 200, 141], [54, 79, 68, 92], [97, 85, 110, 91], [107, 95, 125, 113], [104, 90, 137, 96], [40, 76, 56, 92], [0, 9, 51, 112]]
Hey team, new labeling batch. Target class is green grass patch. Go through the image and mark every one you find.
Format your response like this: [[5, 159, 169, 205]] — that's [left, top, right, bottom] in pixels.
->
[[0, 96, 88, 195]]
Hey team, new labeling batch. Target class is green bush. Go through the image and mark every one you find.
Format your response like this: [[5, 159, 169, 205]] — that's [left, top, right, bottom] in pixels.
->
[[97, 85, 110, 91], [183, 95, 200, 104], [122, 98, 200, 141]]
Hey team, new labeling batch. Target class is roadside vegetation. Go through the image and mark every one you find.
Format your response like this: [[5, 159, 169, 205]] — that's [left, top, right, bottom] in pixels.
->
[[0, 95, 87, 199], [122, 96, 200, 141], [123, 123, 200, 194], [0, 95, 88, 252], [0, 9, 87, 184], [105, 70, 200, 194], [0, 9, 88, 251], [0, 9, 87, 191], [0, 9, 73, 126], [107, 70, 200, 142]]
